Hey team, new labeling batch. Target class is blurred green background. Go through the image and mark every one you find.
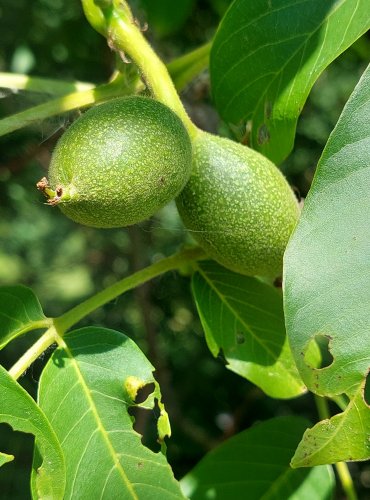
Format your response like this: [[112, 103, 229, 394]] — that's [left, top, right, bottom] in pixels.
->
[[0, 0, 369, 498]]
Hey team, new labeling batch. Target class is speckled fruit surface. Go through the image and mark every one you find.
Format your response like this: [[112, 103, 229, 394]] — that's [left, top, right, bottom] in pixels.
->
[[176, 131, 300, 277], [47, 96, 192, 228]]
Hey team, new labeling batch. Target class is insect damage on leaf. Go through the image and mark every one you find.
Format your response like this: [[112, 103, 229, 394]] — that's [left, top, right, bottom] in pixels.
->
[[124, 375, 147, 402]]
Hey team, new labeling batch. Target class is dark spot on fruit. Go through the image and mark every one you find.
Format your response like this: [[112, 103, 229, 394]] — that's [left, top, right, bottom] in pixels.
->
[[56, 186, 63, 197], [257, 124, 270, 145]]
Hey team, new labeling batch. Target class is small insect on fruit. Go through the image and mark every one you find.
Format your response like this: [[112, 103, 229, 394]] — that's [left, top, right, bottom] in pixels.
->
[[37, 96, 192, 228]]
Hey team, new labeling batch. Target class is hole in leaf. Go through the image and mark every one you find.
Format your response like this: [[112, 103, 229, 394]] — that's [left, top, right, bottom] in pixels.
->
[[328, 394, 349, 417], [128, 401, 161, 453], [316, 335, 334, 368], [304, 334, 334, 369], [0, 424, 34, 497], [135, 382, 155, 404], [364, 372, 370, 406], [124, 376, 154, 403]]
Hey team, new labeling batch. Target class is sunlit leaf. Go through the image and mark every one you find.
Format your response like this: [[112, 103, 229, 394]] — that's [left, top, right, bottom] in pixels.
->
[[292, 385, 370, 466], [37, 327, 184, 499], [0, 285, 51, 349], [284, 64, 370, 397], [0, 365, 65, 499], [181, 416, 334, 499], [284, 65, 370, 463], [192, 261, 316, 399], [210, 0, 370, 164]]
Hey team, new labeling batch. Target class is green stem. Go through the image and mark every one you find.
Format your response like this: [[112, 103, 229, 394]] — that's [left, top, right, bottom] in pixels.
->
[[314, 395, 358, 500], [335, 462, 358, 500], [106, 3, 198, 138], [0, 72, 94, 96], [314, 394, 331, 419], [55, 246, 206, 333], [331, 394, 349, 411], [0, 79, 142, 138], [167, 41, 212, 92], [81, 0, 109, 35], [8, 327, 59, 380]]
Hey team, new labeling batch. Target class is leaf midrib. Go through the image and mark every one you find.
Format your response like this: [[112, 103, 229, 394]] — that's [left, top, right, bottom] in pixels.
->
[[62, 343, 138, 500], [196, 265, 302, 387]]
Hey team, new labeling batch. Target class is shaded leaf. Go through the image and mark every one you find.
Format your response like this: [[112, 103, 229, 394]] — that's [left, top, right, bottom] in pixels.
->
[[192, 260, 315, 399], [284, 64, 370, 398], [210, 0, 370, 164], [37, 327, 184, 499], [0, 365, 65, 499], [140, 0, 195, 37], [292, 385, 370, 466], [181, 416, 334, 499], [0, 285, 50, 349]]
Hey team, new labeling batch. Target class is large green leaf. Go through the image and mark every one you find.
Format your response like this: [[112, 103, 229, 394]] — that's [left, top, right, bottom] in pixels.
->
[[192, 260, 315, 399], [37, 327, 184, 499], [0, 365, 65, 499], [210, 0, 370, 164], [292, 385, 370, 466], [284, 66, 370, 462], [0, 285, 51, 349], [284, 64, 370, 396], [181, 416, 334, 499]]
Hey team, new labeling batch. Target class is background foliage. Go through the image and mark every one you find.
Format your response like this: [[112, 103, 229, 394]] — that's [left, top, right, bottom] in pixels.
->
[[0, 0, 369, 498]]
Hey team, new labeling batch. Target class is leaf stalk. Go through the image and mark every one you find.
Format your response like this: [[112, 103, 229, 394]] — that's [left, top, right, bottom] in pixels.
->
[[8, 327, 60, 380], [55, 246, 207, 333]]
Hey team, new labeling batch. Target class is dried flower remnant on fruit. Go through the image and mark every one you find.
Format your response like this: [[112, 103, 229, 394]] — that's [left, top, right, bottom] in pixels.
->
[[36, 177, 64, 206]]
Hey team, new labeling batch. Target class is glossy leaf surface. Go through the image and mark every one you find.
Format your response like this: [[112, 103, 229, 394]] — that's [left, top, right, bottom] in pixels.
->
[[37, 327, 184, 500], [210, 0, 370, 164], [181, 416, 334, 499], [0, 365, 65, 499], [0, 285, 50, 349], [284, 65, 370, 395], [192, 261, 312, 399], [284, 65, 370, 461]]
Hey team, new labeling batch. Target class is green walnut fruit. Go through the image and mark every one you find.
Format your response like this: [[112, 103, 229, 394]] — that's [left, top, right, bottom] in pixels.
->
[[176, 131, 300, 277], [37, 96, 192, 228]]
